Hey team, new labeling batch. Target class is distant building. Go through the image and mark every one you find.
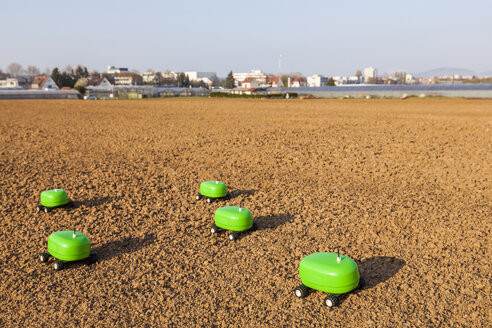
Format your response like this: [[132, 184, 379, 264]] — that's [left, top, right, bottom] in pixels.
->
[[266, 76, 283, 88], [363, 67, 377, 82], [241, 77, 261, 89], [307, 75, 328, 87], [0, 78, 19, 88], [405, 73, 415, 84], [142, 71, 162, 84], [88, 75, 113, 87], [31, 75, 59, 90], [114, 72, 143, 86], [290, 77, 307, 88], [184, 71, 216, 85], [107, 66, 129, 74], [161, 71, 176, 79], [233, 70, 267, 87]]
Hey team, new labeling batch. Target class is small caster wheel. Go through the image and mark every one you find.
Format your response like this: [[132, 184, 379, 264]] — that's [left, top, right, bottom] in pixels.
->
[[44, 207, 50, 213], [54, 261, 64, 271], [228, 232, 237, 241], [36, 206, 41, 212], [40, 253, 50, 263], [206, 198, 213, 204], [324, 295, 339, 308], [294, 284, 309, 298], [251, 222, 258, 231], [358, 276, 366, 289], [195, 194, 201, 201], [211, 224, 218, 234]]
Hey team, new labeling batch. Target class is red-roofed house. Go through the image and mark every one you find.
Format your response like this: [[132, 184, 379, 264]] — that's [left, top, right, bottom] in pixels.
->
[[266, 76, 284, 88], [31, 75, 59, 90], [241, 77, 261, 89], [290, 77, 307, 88]]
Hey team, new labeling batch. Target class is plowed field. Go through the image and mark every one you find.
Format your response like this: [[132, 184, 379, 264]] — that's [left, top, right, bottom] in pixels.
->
[[0, 98, 490, 327]]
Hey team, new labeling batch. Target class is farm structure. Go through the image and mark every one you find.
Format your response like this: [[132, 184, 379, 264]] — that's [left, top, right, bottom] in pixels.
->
[[282, 84, 492, 98], [85, 86, 210, 99]]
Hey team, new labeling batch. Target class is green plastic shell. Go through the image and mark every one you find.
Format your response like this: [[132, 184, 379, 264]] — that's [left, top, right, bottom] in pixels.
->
[[48, 231, 91, 261], [40, 189, 69, 207], [200, 181, 227, 198], [214, 206, 253, 232], [299, 252, 360, 294]]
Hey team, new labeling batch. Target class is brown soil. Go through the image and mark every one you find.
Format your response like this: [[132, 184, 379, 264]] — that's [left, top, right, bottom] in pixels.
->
[[0, 98, 490, 327]]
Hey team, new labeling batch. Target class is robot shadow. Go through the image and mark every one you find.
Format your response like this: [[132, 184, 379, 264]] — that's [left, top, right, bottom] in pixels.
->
[[91, 233, 156, 262], [254, 214, 293, 230], [357, 256, 406, 289], [72, 196, 115, 208], [229, 189, 258, 199], [334, 256, 405, 306]]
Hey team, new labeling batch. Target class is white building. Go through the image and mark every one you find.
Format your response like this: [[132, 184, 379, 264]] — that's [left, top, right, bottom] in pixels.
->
[[233, 70, 267, 87], [161, 71, 176, 79], [0, 78, 19, 88], [363, 67, 377, 80], [307, 75, 328, 87], [405, 73, 415, 84], [114, 73, 142, 86], [107, 66, 129, 74], [142, 71, 161, 84], [184, 71, 216, 85]]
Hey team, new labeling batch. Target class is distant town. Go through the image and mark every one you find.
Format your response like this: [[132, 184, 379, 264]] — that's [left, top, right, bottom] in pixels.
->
[[1, 63, 492, 100]]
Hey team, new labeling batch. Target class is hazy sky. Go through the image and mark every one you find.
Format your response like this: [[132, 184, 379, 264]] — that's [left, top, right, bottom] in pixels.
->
[[1, 0, 491, 76]]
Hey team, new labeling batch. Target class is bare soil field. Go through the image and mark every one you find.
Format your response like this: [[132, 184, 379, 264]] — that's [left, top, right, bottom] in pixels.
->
[[0, 98, 490, 327]]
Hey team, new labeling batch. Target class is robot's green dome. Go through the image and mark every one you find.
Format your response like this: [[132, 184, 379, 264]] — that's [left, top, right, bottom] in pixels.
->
[[40, 189, 69, 207], [200, 181, 227, 198], [48, 231, 91, 262], [214, 206, 253, 232], [299, 252, 360, 294]]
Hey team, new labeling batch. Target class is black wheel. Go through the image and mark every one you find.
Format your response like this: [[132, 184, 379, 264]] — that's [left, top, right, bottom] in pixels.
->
[[324, 294, 339, 308], [44, 207, 49, 213], [358, 276, 366, 289], [206, 197, 213, 204], [195, 194, 201, 201], [226, 193, 232, 200], [228, 232, 237, 241], [251, 222, 258, 231], [294, 284, 309, 298], [40, 253, 50, 263], [211, 224, 218, 234], [53, 261, 64, 271]]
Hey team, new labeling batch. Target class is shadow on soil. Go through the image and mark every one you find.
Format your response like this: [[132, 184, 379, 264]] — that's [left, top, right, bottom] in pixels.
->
[[358, 256, 406, 289], [73, 196, 115, 208], [229, 189, 258, 198], [255, 214, 293, 230], [92, 233, 156, 262], [333, 256, 405, 306]]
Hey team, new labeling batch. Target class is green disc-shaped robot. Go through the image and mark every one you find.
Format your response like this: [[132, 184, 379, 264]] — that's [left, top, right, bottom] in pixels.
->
[[37, 189, 74, 213], [196, 181, 231, 203], [210, 206, 257, 241], [294, 249, 365, 307], [40, 231, 98, 270]]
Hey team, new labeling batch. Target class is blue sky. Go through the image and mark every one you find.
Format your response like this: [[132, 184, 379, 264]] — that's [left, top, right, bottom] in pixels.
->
[[1, 0, 491, 76]]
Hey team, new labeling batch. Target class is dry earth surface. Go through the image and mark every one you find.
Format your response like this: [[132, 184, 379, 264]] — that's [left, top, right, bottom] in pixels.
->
[[0, 98, 490, 327]]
